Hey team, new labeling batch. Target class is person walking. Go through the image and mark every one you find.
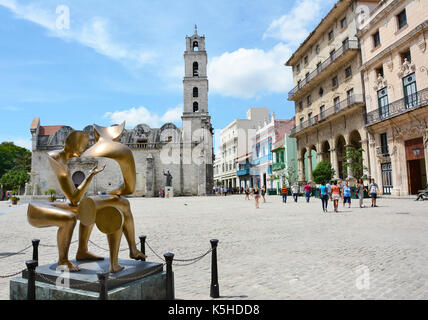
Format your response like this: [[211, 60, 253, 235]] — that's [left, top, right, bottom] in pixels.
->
[[326, 181, 332, 201], [331, 180, 341, 212], [253, 185, 260, 209], [291, 183, 299, 202], [281, 185, 288, 203], [343, 182, 352, 208], [369, 179, 379, 207], [245, 187, 250, 200], [223, 186, 227, 196], [319, 182, 329, 213], [356, 178, 366, 208], [261, 185, 267, 203], [304, 182, 311, 203]]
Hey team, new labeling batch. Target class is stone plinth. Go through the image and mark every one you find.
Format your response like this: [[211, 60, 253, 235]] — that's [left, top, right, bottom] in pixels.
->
[[165, 187, 174, 198], [10, 258, 167, 300]]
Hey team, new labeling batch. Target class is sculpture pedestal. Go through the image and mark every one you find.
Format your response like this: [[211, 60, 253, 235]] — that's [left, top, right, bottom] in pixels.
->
[[10, 258, 167, 300], [165, 187, 174, 198]]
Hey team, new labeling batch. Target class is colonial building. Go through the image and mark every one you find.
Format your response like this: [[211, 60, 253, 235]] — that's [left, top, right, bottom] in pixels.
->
[[271, 128, 298, 193], [285, 0, 380, 183], [249, 113, 295, 190], [359, 0, 428, 195], [216, 107, 269, 189], [29, 27, 214, 197]]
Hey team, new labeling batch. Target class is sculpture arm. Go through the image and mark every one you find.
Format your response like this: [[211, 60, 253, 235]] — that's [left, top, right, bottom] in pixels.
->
[[48, 156, 104, 206]]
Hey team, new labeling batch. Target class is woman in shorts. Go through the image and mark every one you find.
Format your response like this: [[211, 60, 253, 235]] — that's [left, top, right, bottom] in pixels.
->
[[343, 182, 352, 208], [253, 185, 260, 209], [331, 180, 341, 212]]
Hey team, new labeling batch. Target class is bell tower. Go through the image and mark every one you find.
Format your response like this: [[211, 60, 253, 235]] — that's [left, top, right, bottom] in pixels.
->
[[183, 25, 208, 114], [181, 26, 213, 195]]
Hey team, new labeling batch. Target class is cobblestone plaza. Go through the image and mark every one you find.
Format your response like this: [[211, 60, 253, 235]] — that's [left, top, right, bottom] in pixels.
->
[[1, 195, 427, 300]]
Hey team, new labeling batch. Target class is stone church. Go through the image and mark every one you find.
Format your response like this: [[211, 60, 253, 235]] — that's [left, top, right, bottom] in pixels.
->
[[29, 27, 214, 197]]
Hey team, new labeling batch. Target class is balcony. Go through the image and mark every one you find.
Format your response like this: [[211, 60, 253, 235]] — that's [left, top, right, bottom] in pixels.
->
[[272, 162, 285, 171], [365, 88, 428, 126], [290, 94, 365, 137], [288, 39, 359, 101], [237, 167, 251, 176]]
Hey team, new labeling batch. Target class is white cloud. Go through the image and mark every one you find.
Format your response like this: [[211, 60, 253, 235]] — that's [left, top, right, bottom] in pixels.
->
[[0, 106, 22, 111], [208, 43, 293, 99], [0, 0, 156, 68], [263, 0, 336, 46], [104, 105, 182, 128]]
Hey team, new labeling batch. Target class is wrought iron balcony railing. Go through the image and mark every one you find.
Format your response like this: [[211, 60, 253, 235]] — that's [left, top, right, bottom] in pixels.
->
[[365, 88, 428, 126], [288, 39, 359, 100], [290, 94, 365, 136], [272, 162, 285, 171]]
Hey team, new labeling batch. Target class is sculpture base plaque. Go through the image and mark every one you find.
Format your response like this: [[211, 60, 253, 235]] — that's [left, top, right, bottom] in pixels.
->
[[10, 258, 167, 300]]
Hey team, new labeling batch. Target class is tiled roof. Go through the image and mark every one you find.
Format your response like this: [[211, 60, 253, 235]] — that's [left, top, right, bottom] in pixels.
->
[[38, 125, 64, 136]]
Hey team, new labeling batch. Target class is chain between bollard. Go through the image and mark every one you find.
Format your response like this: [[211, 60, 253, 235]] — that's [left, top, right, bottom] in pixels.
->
[[0, 269, 26, 278]]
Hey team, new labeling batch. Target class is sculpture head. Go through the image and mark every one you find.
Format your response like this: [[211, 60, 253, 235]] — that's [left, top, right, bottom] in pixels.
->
[[93, 122, 125, 142], [64, 131, 90, 158]]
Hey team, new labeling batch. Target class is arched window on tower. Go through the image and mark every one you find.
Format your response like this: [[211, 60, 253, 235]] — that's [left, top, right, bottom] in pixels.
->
[[193, 62, 199, 76], [193, 41, 199, 51], [193, 102, 199, 112], [193, 87, 198, 98]]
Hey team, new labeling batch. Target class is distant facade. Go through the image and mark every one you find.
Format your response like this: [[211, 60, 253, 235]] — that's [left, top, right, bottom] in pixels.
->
[[250, 114, 295, 189], [359, 0, 428, 195], [271, 132, 298, 193], [286, 0, 380, 183], [215, 107, 270, 189], [29, 27, 214, 197]]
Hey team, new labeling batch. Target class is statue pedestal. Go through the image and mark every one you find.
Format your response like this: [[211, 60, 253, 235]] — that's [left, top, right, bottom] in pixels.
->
[[164, 187, 174, 198], [10, 258, 167, 300]]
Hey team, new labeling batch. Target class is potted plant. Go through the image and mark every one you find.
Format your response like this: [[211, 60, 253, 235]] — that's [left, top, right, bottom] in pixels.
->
[[10, 196, 20, 205], [45, 188, 57, 202]]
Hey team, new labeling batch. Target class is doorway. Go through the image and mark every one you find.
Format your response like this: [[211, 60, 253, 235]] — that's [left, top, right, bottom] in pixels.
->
[[405, 137, 426, 194]]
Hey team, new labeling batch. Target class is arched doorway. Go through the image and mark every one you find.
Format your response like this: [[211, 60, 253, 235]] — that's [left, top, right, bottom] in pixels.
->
[[72, 171, 85, 188], [321, 141, 331, 162]]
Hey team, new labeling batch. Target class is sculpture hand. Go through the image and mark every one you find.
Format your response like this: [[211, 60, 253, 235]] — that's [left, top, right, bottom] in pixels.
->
[[90, 164, 106, 176]]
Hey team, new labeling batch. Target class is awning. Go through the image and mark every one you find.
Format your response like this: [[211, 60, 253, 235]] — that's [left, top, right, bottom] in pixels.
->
[[271, 145, 284, 152]]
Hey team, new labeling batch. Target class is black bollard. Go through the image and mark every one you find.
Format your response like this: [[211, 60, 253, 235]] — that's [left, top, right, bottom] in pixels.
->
[[164, 252, 175, 300], [97, 272, 109, 300], [210, 239, 220, 298], [26, 260, 38, 300], [32, 239, 40, 266], [139, 235, 146, 261]]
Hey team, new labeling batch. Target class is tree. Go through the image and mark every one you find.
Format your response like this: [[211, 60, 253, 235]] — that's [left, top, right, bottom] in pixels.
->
[[0, 142, 31, 178], [342, 147, 368, 179], [312, 161, 335, 184], [0, 168, 29, 190], [278, 161, 298, 186]]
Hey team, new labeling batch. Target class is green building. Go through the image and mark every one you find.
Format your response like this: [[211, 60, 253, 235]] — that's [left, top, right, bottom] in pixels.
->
[[271, 133, 298, 194]]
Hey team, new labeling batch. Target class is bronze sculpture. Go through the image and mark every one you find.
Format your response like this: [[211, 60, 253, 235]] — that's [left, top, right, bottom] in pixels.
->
[[27, 131, 104, 271], [27, 123, 146, 273], [79, 122, 145, 272]]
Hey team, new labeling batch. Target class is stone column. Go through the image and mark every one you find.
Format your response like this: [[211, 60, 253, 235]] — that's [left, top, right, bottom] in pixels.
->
[[145, 155, 155, 198], [361, 138, 370, 179], [307, 154, 313, 182], [330, 148, 339, 179], [298, 157, 305, 182], [389, 140, 402, 196]]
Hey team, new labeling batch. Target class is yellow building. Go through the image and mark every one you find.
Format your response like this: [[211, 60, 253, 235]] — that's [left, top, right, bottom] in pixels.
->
[[286, 0, 380, 183], [359, 0, 428, 195]]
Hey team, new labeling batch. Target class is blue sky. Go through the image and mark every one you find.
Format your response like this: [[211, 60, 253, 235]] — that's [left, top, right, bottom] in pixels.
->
[[0, 0, 336, 150]]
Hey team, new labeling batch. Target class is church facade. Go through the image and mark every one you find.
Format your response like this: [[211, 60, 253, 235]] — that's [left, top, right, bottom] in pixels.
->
[[29, 28, 214, 197]]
